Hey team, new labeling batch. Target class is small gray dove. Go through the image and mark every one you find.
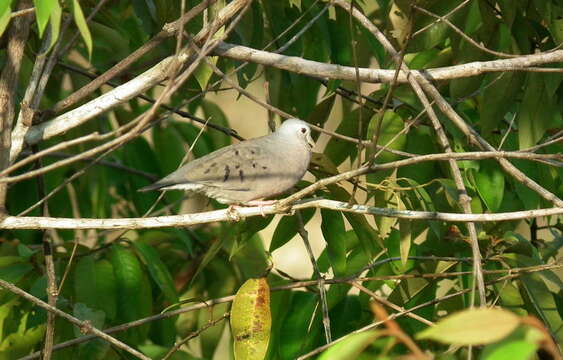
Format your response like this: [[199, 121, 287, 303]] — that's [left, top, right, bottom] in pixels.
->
[[139, 119, 314, 204]]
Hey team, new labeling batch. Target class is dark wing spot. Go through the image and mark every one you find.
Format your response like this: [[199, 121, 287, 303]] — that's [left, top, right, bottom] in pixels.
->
[[252, 163, 257, 168], [239, 170, 244, 182], [210, 162, 217, 167], [235, 164, 240, 169], [223, 165, 230, 182], [262, 166, 268, 170], [250, 150, 256, 155], [203, 168, 210, 174], [235, 150, 240, 156]]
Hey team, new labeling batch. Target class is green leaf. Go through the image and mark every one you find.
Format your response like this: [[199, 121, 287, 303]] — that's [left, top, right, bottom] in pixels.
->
[[399, 217, 411, 267], [133, 239, 178, 304], [474, 159, 505, 212], [139, 344, 196, 360], [194, 57, 217, 91], [279, 292, 320, 359], [152, 124, 186, 175], [0, 1, 11, 38], [123, 137, 162, 214], [78, 336, 110, 360], [483, 340, 538, 360], [94, 260, 117, 322], [49, 1, 63, 49], [111, 244, 143, 343], [72, 0, 93, 58], [318, 330, 380, 360], [481, 326, 543, 360], [234, 1, 262, 89], [269, 208, 316, 252], [231, 233, 270, 279], [501, 253, 563, 343], [33, 0, 57, 37], [173, 121, 213, 159], [479, 72, 523, 137], [73, 255, 98, 310], [328, 8, 353, 66], [385, 229, 415, 274], [0, 263, 32, 284], [200, 101, 232, 149], [367, 110, 407, 164], [0, 313, 45, 359], [416, 308, 520, 345], [328, 185, 381, 256], [320, 210, 347, 276], [517, 74, 561, 149]]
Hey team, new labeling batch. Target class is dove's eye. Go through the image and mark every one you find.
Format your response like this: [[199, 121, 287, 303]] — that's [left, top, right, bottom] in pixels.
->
[[300, 128, 307, 134]]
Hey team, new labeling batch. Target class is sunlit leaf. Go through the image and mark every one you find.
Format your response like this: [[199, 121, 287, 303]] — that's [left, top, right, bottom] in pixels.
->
[[417, 308, 520, 345], [0, 1, 12, 38], [230, 277, 271, 360], [474, 159, 505, 212], [72, 0, 93, 57], [319, 330, 380, 360], [33, 0, 57, 37], [321, 209, 347, 276]]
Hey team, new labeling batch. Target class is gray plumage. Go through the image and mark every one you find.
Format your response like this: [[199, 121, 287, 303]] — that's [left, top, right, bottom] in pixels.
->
[[139, 119, 314, 204]]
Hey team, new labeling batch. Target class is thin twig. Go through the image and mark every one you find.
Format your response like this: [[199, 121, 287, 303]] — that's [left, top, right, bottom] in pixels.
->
[[162, 313, 229, 360], [33, 146, 58, 360], [351, 281, 433, 326], [296, 210, 332, 343]]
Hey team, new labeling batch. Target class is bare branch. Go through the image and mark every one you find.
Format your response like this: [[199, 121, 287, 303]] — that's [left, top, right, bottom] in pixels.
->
[[213, 42, 563, 84], [1, 199, 561, 230]]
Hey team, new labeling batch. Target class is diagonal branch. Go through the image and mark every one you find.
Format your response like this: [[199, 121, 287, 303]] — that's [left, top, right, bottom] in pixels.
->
[[213, 42, 563, 84]]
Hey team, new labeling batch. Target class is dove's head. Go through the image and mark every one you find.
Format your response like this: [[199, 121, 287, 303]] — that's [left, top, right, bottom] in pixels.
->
[[278, 119, 315, 149]]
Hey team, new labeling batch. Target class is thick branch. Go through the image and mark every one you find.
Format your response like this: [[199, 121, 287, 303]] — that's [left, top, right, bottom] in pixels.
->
[[213, 42, 563, 83], [0, 200, 561, 230]]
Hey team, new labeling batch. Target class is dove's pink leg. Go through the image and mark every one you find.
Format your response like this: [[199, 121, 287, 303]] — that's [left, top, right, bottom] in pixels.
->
[[244, 200, 277, 206], [231, 200, 277, 217]]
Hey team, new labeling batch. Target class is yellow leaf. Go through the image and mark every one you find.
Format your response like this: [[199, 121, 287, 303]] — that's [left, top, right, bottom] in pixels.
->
[[230, 278, 271, 360], [417, 308, 520, 345]]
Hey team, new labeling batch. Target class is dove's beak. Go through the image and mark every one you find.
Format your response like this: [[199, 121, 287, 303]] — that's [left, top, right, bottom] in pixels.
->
[[306, 134, 315, 149]]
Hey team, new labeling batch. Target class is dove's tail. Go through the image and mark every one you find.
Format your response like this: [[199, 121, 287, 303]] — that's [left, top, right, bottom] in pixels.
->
[[138, 180, 200, 192], [138, 182, 169, 192]]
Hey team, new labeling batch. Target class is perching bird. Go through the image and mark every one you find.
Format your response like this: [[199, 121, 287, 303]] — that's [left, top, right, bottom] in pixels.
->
[[139, 119, 314, 204]]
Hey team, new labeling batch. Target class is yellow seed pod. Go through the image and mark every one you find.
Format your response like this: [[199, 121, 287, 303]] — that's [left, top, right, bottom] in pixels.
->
[[230, 277, 271, 360]]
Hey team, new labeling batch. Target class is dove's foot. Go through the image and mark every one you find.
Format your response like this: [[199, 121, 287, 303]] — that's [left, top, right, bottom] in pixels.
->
[[244, 200, 277, 217], [244, 200, 277, 206]]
